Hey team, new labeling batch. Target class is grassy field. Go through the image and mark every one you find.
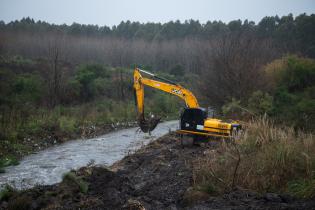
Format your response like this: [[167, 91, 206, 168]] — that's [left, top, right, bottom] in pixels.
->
[[193, 117, 315, 198]]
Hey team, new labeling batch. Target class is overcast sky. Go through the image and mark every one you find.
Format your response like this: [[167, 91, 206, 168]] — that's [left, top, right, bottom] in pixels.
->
[[1, 0, 315, 26]]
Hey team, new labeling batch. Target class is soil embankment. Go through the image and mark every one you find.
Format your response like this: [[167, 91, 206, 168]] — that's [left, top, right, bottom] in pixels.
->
[[1, 133, 314, 210]]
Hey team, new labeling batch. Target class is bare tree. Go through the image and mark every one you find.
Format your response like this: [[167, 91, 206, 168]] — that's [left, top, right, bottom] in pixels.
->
[[45, 32, 68, 107], [200, 32, 278, 107]]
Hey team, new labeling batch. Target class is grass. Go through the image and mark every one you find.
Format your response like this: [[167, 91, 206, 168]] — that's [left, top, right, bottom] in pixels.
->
[[1, 187, 32, 210], [0, 186, 30, 210], [288, 179, 315, 198], [0, 185, 16, 201], [1, 96, 179, 141], [0, 156, 19, 173], [63, 172, 89, 194], [193, 116, 315, 198]]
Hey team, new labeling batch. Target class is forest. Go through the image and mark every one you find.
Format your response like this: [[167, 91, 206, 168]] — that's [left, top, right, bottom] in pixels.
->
[[0, 13, 315, 173]]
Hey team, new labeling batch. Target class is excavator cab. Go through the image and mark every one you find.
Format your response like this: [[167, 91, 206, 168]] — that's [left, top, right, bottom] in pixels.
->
[[180, 108, 207, 131]]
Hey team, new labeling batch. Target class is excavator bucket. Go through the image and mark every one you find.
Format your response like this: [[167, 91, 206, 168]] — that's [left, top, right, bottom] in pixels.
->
[[138, 114, 161, 133]]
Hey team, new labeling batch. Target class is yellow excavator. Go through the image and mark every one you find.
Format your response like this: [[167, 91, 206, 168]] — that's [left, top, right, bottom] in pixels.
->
[[133, 67, 241, 140]]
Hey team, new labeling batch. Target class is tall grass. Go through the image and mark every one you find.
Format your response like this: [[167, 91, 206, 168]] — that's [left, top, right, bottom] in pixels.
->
[[193, 117, 315, 198]]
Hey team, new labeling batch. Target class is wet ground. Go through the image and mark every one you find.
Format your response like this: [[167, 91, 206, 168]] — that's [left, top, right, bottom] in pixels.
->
[[0, 121, 178, 190], [1, 133, 314, 210]]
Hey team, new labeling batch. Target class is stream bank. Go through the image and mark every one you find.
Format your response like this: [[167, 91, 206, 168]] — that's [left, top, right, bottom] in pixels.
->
[[0, 121, 139, 172], [0, 121, 178, 190], [1, 132, 314, 210]]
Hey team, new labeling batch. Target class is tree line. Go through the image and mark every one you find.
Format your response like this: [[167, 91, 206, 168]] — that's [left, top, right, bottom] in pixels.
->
[[1, 14, 314, 60], [1, 14, 315, 48]]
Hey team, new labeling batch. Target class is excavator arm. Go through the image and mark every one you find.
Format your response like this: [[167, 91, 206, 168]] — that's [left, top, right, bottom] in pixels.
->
[[133, 68, 199, 132]]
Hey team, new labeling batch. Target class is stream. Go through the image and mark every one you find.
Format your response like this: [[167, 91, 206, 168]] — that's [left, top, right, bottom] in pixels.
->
[[0, 120, 179, 190]]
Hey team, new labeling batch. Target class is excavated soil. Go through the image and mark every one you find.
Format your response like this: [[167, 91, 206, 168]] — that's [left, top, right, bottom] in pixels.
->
[[1, 133, 314, 210]]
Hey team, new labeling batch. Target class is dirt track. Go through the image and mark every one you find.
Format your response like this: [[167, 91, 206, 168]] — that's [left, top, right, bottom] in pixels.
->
[[1, 133, 314, 210]]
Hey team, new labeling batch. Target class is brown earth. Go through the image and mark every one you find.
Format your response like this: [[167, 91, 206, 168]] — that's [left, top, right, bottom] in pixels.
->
[[1, 133, 314, 210]]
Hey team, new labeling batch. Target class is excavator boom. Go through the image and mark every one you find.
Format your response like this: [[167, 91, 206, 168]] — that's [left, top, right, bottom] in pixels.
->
[[134, 68, 199, 109], [134, 68, 198, 132]]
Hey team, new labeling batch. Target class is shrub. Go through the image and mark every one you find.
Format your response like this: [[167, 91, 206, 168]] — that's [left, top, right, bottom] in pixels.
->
[[248, 91, 273, 115], [264, 55, 315, 130], [0, 156, 19, 170], [63, 172, 89, 194], [59, 117, 77, 133], [65, 79, 82, 101], [12, 73, 43, 104], [222, 98, 255, 118], [75, 64, 110, 101], [222, 98, 242, 117], [222, 55, 315, 130], [25, 120, 42, 135], [288, 179, 315, 198], [0, 185, 16, 201], [150, 93, 180, 118]]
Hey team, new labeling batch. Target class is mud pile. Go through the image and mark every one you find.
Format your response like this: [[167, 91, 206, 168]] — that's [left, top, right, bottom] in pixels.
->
[[1, 133, 314, 210]]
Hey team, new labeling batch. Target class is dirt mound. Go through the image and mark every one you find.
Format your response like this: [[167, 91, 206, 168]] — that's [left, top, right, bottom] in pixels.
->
[[1, 133, 314, 210], [111, 135, 198, 209]]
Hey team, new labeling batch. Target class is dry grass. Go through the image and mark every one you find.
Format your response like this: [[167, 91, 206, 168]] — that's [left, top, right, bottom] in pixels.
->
[[193, 117, 315, 198]]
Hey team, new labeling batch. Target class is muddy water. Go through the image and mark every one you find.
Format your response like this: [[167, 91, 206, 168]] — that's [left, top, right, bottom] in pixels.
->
[[0, 121, 179, 190]]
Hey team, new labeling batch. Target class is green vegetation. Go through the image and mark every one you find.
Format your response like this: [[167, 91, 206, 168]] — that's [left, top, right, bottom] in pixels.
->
[[0, 156, 19, 173], [63, 172, 89, 194], [267, 56, 315, 130], [248, 91, 273, 115], [288, 179, 315, 199], [0, 185, 16, 201], [223, 55, 315, 130]]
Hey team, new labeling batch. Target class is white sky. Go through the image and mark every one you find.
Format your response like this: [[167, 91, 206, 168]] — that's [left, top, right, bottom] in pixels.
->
[[1, 0, 315, 26]]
